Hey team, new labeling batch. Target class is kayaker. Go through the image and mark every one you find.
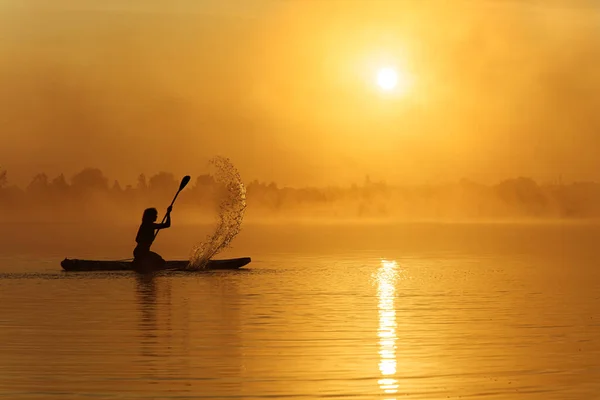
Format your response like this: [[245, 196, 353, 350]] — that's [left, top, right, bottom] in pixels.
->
[[133, 206, 172, 269]]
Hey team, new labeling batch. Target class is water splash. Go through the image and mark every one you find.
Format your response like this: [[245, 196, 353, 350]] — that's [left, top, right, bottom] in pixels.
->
[[188, 156, 247, 269]]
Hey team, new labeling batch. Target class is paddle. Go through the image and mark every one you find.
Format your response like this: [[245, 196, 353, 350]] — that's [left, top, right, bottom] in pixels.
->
[[153, 175, 191, 240]]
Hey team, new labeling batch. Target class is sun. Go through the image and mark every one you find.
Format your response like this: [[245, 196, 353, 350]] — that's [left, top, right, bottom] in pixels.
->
[[376, 67, 399, 91]]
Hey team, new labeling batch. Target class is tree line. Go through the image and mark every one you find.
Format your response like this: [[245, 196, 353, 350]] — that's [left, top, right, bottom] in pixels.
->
[[1, 167, 600, 221]]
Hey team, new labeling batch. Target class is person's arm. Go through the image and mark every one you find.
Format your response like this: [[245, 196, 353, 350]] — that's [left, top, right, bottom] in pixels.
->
[[153, 206, 172, 230]]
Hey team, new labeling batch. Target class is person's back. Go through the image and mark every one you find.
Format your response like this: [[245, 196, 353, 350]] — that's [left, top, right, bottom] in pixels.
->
[[133, 206, 172, 270], [135, 220, 157, 251]]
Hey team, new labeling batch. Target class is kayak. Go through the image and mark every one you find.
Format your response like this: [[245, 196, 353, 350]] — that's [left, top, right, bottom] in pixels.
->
[[61, 257, 251, 272]]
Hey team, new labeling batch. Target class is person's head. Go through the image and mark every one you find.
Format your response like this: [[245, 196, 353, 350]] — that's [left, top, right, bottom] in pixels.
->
[[142, 208, 158, 223]]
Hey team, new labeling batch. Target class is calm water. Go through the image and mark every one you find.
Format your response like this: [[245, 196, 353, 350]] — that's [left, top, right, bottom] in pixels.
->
[[0, 222, 599, 399]]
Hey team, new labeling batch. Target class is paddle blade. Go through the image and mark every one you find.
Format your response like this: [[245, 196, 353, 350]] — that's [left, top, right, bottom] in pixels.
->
[[179, 175, 191, 191]]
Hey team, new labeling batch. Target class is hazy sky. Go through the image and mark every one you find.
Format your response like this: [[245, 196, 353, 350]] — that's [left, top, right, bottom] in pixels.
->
[[1, 0, 599, 187]]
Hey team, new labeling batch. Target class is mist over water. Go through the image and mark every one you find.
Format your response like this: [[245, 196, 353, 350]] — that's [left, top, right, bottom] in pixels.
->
[[188, 156, 246, 269]]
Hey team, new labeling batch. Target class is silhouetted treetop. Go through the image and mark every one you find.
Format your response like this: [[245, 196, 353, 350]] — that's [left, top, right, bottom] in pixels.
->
[[71, 168, 108, 193], [148, 172, 177, 193], [26, 173, 49, 195], [137, 174, 147, 191]]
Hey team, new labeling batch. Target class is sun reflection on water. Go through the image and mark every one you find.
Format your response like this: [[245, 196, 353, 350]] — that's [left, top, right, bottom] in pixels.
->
[[377, 259, 399, 398]]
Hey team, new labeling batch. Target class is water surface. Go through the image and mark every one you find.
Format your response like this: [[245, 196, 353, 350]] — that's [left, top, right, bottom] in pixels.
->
[[0, 223, 599, 399]]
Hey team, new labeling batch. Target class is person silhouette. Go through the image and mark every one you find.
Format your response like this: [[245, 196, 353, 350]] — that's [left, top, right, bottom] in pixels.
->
[[132, 206, 172, 271]]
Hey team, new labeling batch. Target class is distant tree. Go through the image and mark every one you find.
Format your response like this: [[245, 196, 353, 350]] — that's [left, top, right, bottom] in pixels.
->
[[112, 180, 123, 193], [183, 174, 217, 204], [71, 168, 109, 193], [137, 174, 147, 191], [148, 172, 177, 194], [26, 173, 49, 195], [50, 174, 69, 194], [495, 177, 547, 216], [194, 174, 215, 188], [246, 180, 263, 193]]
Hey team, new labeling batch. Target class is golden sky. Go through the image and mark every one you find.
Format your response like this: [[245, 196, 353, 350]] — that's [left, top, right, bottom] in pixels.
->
[[1, 0, 599, 187]]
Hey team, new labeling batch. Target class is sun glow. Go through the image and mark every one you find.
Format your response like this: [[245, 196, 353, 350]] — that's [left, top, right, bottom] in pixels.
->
[[377, 67, 398, 90], [375, 66, 412, 96]]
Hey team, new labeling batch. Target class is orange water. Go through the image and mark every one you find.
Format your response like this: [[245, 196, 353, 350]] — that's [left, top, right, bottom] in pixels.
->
[[0, 223, 599, 399]]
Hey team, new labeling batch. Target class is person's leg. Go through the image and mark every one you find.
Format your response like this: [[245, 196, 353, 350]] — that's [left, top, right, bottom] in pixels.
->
[[134, 242, 152, 257], [133, 245, 154, 272], [148, 251, 166, 268]]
